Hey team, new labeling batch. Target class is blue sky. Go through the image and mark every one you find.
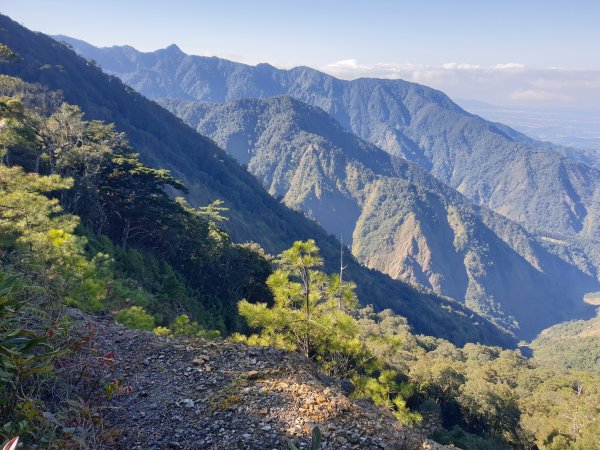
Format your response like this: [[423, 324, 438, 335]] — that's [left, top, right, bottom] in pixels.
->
[[3, 0, 600, 109], [4, 0, 599, 68]]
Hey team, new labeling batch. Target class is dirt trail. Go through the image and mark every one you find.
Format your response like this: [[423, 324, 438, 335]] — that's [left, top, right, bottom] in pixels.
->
[[87, 314, 450, 449]]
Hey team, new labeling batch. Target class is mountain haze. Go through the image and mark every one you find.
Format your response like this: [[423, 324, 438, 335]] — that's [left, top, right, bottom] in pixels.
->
[[161, 95, 598, 338], [56, 35, 600, 242]]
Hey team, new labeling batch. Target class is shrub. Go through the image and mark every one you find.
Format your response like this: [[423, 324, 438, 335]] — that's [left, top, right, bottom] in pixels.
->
[[170, 314, 220, 339], [153, 326, 172, 337], [114, 306, 155, 330], [0, 272, 61, 440]]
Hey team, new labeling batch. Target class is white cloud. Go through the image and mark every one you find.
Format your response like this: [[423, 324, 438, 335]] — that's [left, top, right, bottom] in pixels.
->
[[319, 59, 600, 109], [327, 59, 363, 69], [491, 63, 526, 71], [441, 62, 481, 70], [530, 76, 600, 90], [510, 89, 574, 102]]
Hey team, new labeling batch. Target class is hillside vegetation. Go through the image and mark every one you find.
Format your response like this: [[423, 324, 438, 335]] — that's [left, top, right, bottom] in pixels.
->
[[0, 14, 512, 346], [0, 35, 599, 449], [161, 95, 597, 338], [531, 311, 600, 374], [1, 103, 598, 447]]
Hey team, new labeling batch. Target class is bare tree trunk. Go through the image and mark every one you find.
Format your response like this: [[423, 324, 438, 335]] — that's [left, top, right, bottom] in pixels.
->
[[304, 268, 310, 358], [122, 218, 131, 249], [34, 153, 41, 174], [339, 236, 347, 309]]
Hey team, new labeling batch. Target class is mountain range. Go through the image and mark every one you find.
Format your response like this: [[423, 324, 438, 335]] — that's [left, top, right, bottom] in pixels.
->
[[56, 35, 600, 242], [48, 35, 600, 338], [160, 95, 598, 337], [0, 14, 514, 346]]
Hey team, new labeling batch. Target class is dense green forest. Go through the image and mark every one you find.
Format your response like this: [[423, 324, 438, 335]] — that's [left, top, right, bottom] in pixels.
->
[[0, 74, 271, 332], [1, 69, 599, 449], [531, 312, 600, 374]]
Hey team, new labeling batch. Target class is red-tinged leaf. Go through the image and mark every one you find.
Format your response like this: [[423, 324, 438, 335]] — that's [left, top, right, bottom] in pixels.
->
[[98, 356, 116, 369], [2, 436, 19, 450], [119, 385, 134, 395], [46, 323, 58, 337]]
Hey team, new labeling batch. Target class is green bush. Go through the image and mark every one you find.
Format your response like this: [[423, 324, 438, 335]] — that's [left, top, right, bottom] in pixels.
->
[[114, 306, 155, 331], [109, 279, 154, 309], [352, 370, 421, 425], [0, 272, 60, 440], [433, 425, 509, 450], [170, 315, 220, 339]]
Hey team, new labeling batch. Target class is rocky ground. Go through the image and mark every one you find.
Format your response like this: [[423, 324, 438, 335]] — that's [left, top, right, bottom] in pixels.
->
[[86, 313, 451, 449]]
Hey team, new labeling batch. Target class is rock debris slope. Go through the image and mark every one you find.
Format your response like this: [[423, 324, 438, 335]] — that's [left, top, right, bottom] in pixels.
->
[[93, 316, 449, 449]]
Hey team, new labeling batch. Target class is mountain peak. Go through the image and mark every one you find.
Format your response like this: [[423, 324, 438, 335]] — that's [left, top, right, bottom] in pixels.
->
[[255, 62, 276, 71], [162, 43, 185, 55]]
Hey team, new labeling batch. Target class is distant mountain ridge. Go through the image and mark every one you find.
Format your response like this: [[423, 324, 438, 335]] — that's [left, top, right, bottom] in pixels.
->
[[55, 35, 600, 242], [160, 95, 598, 338], [0, 14, 514, 346]]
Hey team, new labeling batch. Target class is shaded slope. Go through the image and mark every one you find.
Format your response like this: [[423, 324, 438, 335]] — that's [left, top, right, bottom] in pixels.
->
[[162, 95, 598, 338], [58, 36, 600, 241], [0, 14, 512, 346]]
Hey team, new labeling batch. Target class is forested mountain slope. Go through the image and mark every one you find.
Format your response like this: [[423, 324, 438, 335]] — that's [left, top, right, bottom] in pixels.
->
[[57, 35, 600, 241], [0, 14, 511, 345], [161, 95, 598, 338], [531, 311, 600, 374]]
